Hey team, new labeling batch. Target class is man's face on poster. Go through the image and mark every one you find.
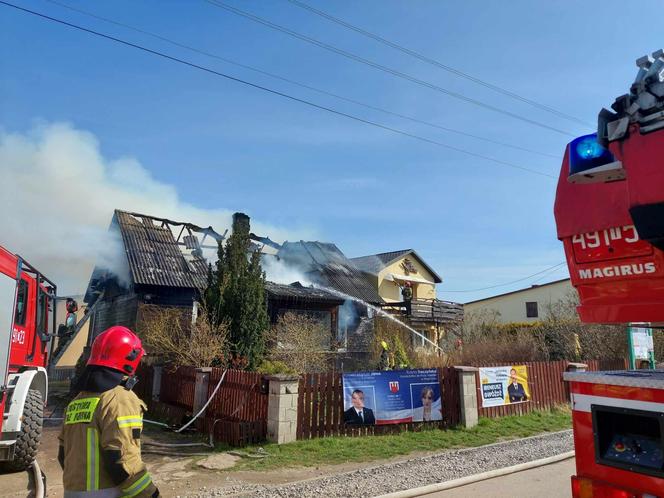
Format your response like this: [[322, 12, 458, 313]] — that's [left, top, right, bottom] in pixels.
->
[[351, 391, 365, 409], [510, 369, 518, 383]]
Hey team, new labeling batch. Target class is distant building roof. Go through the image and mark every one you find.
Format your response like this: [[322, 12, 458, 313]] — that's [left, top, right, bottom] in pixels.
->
[[277, 241, 383, 304], [351, 249, 442, 283], [265, 281, 344, 306], [463, 278, 572, 305]]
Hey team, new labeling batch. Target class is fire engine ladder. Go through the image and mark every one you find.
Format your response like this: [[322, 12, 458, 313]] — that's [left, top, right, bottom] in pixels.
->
[[48, 292, 104, 371]]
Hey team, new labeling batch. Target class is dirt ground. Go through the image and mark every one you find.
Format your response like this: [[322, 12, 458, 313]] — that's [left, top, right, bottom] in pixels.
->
[[1, 423, 418, 497], [3, 385, 401, 497], [0, 384, 475, 497]]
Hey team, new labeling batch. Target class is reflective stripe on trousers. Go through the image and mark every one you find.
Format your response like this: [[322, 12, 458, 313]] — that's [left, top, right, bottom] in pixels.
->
[[121, 472, 152, 497], [64, 488, 121, 498], [86, 428, 100, 491]]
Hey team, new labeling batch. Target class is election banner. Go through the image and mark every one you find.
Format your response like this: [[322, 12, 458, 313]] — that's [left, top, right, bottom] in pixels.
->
[[342, 369, 442, 425], [479, 365, 530, 408]]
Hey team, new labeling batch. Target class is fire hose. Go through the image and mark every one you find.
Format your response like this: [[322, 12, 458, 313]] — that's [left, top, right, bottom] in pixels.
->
[[175, 369, 227, 433], [29, 460, 46, 498], [140, 369, 268, 459], [140, 370, 229, 455]]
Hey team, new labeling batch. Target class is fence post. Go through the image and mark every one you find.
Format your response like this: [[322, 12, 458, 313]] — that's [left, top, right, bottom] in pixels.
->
[[455, 366, 479, 429], [152, 365, 163, 401], [194, 367, 212, 414], [266, 374, 299, 444]]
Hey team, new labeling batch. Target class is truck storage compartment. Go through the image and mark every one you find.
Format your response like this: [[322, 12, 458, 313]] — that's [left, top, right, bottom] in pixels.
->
[[592, 404, 664, 477]]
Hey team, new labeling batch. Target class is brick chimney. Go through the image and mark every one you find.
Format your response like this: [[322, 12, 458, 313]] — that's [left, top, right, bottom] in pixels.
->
[[232, 212, 250, 234]]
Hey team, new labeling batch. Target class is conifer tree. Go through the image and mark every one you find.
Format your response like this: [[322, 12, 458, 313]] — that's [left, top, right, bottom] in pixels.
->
[[204, 213, 269, 369]]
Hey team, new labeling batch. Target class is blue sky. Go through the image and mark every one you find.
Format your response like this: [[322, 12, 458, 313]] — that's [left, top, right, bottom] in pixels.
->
[[1, 0, 661, 300]]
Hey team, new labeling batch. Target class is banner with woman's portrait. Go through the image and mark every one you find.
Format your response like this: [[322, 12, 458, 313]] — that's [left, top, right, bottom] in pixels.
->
[[342, 369, 442, 425]]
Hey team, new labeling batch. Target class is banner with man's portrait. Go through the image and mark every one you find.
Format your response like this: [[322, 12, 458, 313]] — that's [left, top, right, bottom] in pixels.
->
[[479, 365, 530, 407], [341, 369, 442, 425]]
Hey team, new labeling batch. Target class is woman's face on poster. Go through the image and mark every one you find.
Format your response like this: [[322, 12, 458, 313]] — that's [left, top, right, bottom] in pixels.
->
[[421, 389, 433, 408]]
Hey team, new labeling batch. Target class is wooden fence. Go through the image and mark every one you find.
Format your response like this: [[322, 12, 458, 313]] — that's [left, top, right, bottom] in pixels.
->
[[474, 358, 628, 418], [203, 369, 268, 446], [134, 364, 268, 447], [296, 359, 628, 440], [136, 358, 627, 445], [296, 367, 460, 440]]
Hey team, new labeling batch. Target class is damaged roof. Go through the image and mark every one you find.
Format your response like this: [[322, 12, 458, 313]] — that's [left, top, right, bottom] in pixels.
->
[[85, 210, 224, 299], [116, 210, 212, 289], [265, 281, 344, 306], [351, 249, 442, 283], [277, 241, 383, 304]]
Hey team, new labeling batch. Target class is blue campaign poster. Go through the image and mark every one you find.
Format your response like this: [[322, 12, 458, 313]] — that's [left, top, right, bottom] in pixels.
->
[[342, 369, 442, 425]]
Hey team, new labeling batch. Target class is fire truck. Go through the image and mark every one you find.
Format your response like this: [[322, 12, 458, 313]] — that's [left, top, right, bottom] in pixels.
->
[[0, 245, 55, 471], [555, 49, 664, 496]]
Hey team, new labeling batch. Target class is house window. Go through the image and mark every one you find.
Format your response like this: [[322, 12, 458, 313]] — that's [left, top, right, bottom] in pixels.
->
[[526, 301, 538, 318]]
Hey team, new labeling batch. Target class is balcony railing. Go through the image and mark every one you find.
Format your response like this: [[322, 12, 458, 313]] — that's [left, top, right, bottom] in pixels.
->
[[379, 298, 463, 325]]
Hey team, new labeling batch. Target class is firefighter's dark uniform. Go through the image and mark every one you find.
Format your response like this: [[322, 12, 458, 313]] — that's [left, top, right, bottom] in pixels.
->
[[59, 385, 157, 498], [401, 285, 413, 315]]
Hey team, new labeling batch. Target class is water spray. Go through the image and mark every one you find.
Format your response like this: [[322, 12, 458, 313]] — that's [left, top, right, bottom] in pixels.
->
[[311, 284, 444, 353]]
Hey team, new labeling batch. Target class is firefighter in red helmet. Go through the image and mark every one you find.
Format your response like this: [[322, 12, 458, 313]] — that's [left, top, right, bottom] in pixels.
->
[[58, 326, 159, 497]]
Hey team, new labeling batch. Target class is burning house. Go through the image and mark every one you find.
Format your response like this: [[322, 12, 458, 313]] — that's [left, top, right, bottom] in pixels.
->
[[80, 210, 224, 342], [275, 241, 382, 305], [264, 281, 344, 344], [64, 211, 346, 356], [59, 208, 460, 371]]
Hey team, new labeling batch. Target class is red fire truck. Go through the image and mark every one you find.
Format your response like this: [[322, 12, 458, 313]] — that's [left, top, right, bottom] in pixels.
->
[[555, 49, 664, 496], [0, 245, 55, 471]]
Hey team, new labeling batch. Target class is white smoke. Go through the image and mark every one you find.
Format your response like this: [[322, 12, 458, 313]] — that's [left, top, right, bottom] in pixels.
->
[[0, 122, 309, 295], [262, 256, 313, 286]]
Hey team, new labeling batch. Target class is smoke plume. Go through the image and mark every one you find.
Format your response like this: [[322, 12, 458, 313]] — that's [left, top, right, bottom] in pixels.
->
[[0, 122, 307, 295]]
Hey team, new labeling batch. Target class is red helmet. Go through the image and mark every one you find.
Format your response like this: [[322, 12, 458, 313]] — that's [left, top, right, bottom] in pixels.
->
[[87, 326, 145, 375]]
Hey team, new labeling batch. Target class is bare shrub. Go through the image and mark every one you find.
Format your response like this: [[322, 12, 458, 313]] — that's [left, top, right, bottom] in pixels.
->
[[137, 304, 228, 368], [453, 330, 545, 364], [537, 292, 627, 360], [411, 350, 451, 369], [267, 312, 331, 374], [452, 291, 628, 364], [654, 329, 664, 363]]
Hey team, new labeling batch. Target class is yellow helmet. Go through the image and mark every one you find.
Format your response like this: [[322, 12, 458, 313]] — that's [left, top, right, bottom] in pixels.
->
[[381, 340, 389, 350]]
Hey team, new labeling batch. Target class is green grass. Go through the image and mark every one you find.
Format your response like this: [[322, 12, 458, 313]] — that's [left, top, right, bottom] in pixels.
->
[[229, 406, 571, 471]]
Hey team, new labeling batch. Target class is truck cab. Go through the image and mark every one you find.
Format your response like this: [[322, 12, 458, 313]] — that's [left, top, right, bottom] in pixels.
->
[[0, 245, 54, 470]]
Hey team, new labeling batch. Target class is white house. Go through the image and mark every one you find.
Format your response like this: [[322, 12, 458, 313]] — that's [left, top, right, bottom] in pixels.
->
[[464, 278, 574, 323]]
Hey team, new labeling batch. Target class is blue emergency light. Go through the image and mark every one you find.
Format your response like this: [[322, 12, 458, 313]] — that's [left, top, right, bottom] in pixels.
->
[[568, 133, 625, 184]]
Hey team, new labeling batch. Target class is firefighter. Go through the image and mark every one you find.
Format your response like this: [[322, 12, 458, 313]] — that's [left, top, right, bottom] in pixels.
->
[[401, 281, 413, 315], [59, 326, 159, 498], [378, 340, 390, 370]]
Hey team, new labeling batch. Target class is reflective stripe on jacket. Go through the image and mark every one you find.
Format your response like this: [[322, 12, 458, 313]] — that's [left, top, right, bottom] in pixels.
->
[[59, 385, 156, 497]]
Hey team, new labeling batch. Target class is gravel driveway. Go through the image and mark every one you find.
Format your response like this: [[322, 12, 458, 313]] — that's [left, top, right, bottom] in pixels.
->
[[191, 430, 573, 498]]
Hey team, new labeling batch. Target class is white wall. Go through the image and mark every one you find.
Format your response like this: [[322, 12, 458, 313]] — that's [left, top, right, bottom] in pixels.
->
[[464, 280, 575, 323]]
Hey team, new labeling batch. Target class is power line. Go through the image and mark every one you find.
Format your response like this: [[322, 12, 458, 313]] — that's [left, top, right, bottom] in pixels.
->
[[529, 264, 568, 285], [42, 0, 559, 159], [204, 0, 576, 137], [442, 262, 567, 293], [0, 1, 556, 179], [286, 0, 592, 128]]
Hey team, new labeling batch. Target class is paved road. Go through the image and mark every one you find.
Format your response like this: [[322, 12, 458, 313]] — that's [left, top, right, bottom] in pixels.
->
[[423, 458, 575, 498]]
